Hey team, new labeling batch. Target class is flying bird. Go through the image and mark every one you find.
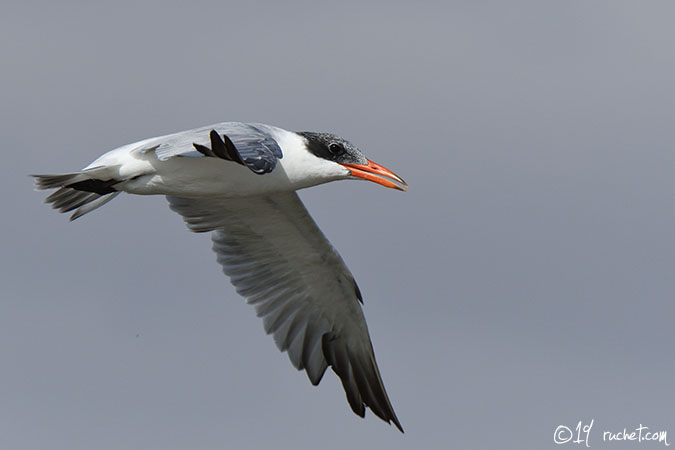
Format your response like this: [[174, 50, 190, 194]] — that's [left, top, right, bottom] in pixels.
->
[[33, 122, 407, 432]]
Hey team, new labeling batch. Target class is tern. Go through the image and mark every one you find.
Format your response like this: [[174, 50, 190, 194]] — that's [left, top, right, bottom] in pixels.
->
[[33, 122, 407, 432]]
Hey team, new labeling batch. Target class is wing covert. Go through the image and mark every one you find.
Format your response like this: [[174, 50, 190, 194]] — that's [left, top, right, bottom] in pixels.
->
[[143, 122, 283, 174]]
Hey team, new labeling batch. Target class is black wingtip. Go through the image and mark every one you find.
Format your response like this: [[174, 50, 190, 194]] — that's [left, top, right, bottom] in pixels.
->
[[196, 130, 246, 167], [352, 278, 363, 304], [391, 415, 404, 433], [221, 133, 245, 165], [193, 142, 214, 157], [209, 129, 229, 160], [321, 332, 403, 432], [65, 179, 117, 195]]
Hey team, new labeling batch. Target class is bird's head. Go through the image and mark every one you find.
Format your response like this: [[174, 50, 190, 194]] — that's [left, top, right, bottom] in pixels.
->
[[297, 131, 407, 191]]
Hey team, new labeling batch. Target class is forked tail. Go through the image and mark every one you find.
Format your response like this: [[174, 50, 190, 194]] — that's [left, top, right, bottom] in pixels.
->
[[32, 172, 121, 221]]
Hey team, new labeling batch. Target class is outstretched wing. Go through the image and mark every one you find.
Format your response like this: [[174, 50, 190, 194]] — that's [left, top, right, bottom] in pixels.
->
[[146, 122, 283, 174], [166, 192, 403, 431]]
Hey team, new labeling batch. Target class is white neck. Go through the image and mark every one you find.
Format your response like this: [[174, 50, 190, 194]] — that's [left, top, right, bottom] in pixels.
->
[[265, 126, 351, 191]]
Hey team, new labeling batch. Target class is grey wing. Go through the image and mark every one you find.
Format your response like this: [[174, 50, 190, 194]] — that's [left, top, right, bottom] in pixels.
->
[[166, 192, 403, 431], [150, 122, 282, 174]]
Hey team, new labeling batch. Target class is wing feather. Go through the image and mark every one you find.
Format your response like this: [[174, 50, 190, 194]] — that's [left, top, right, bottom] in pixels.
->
[[166, 192, 402, 431], [145, 122, 283, 174]]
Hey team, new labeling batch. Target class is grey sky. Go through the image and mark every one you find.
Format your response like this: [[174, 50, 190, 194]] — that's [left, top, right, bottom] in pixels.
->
[[2, 1, 675, 449]]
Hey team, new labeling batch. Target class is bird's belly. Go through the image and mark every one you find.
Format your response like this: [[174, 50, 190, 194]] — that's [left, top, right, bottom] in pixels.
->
[[118, 157, 294, 198]]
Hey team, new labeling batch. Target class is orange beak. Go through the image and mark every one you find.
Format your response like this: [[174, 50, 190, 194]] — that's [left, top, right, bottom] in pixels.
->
[[340, 159, 408, 191]]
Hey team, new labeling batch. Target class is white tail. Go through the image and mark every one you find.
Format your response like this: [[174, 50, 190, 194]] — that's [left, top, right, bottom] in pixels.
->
[[32, 173, 121, 221]]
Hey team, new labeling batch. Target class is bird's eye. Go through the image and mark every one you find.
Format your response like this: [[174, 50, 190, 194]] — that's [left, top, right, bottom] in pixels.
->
[[329, 143, 344, 155]]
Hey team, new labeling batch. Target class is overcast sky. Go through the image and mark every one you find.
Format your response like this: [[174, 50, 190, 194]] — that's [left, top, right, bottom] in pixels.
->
[[2, 1, 675, 449]]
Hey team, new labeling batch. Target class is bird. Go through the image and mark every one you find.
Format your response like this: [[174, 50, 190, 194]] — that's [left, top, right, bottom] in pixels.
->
[[33, 122, 407, 432]]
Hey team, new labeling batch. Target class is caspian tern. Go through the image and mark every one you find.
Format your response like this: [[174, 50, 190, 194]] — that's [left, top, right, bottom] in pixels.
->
[[33, 122, 407, 432]]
